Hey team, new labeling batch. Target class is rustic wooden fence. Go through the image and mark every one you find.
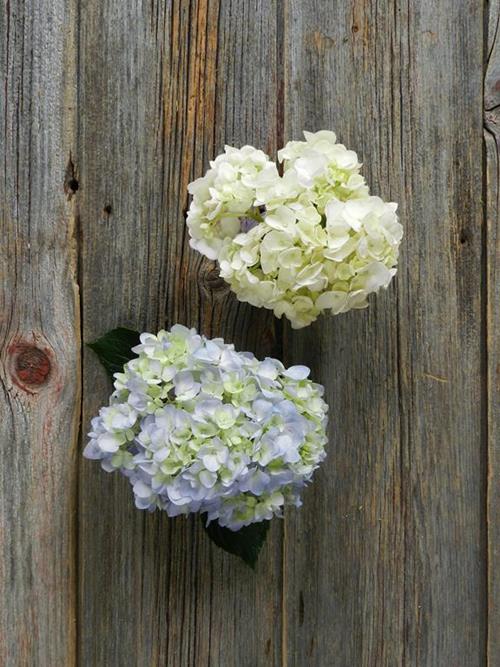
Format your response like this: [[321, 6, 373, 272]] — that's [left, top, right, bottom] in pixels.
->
[[1, 1, 498, 665]]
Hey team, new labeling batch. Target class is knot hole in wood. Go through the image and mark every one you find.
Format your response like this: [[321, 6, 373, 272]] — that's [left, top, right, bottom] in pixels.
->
[[10, 344, 51, 390]]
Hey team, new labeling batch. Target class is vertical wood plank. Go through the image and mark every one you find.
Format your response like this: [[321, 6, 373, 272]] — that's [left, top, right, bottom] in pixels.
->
[[282, 3, 405, 664], [396, 3, 485, 663], [78, 1, 283, 664], [283, 1, 485, 665], [484, 1, 500, 662], [0, 1, 79, 665]]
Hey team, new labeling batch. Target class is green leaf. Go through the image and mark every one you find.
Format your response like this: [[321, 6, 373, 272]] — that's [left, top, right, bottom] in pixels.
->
[[87, 327, 141, 380], [201, 515, 270, 569]]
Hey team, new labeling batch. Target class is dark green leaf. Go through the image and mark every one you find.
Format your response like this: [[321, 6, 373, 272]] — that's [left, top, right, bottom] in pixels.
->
[[87, 327, 141, 380], [201, 515, 269, 569]]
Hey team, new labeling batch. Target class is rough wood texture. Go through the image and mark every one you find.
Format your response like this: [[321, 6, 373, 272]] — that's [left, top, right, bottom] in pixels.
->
[[283, 1, 486, 665], [2, 1, 496, 665], [485, 1, 500, 663], [77, 1, 282, 665], [0, 1, 79, 665]]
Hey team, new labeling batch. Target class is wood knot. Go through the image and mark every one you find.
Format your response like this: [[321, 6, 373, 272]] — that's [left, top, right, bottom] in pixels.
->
[[12, 345, 51, 387], [200, 265, 230, 297], [260, 327, 276, 349]]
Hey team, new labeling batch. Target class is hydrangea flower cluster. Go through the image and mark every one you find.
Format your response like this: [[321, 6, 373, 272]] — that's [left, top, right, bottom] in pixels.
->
[[84, 325, 328, 531], [187, 130, 403, 328]]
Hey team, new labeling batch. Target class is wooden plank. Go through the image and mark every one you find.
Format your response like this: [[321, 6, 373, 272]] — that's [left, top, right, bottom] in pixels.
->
[[0, 1, 79, 665], [282, 4, 405, 664], [484, 2, 500, 662], [283, 1, 485, 665], [395, 4, 485, 662], [77, 1, 283, 664]]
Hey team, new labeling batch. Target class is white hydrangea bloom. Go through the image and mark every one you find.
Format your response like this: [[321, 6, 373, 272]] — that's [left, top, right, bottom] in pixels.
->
[[84, 325, 328, 531], [219, 196, 403, 328], [186, 145, 278, 260], [186, 131, 403, 328]]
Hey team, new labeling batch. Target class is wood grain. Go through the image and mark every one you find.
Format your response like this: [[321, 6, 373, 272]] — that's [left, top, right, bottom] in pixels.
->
[[282, 3, 405, 664], [2, 1, 495, 665], [282, 1, 485, 665], [0, 0, 79, 665], [77, 1, 283, 664], [485, 2, 500, 663]]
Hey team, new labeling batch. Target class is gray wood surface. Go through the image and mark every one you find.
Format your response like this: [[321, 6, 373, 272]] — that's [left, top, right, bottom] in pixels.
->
[[485, 1, 500, 663], [1, 1, 496, 666], [77, 1, 283, 665], [283, 1, 486, 665], [0, 1, 79, 665]]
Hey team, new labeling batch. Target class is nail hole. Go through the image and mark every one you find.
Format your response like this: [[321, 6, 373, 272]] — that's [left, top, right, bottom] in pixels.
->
[[103, 204, 112, 215], [64, 154, 79, 199]]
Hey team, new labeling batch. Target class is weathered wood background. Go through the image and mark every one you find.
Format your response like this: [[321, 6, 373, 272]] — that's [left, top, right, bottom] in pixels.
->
[[1, 1, 497, 665]]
